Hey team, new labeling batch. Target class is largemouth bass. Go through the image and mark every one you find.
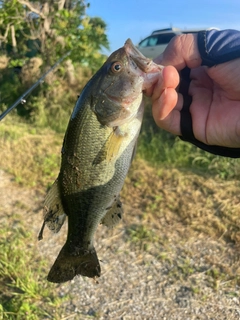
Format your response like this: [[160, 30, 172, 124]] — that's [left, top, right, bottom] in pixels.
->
[[39, 39, 163, 283]]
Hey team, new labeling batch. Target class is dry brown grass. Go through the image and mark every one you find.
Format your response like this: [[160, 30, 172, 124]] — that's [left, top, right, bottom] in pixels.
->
[[0, 121, 62, 188], [124, 158, 240, 245], [0, 55, 9, 69]]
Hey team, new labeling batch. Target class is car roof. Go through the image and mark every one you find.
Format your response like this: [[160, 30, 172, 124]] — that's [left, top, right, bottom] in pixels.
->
[[151, 27, 219, 35], [151, 27, 181, 35]]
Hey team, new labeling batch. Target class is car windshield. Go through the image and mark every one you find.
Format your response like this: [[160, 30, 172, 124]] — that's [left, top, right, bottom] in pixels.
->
[[139, 36, 158, 47], [138, 33, 177, 47]]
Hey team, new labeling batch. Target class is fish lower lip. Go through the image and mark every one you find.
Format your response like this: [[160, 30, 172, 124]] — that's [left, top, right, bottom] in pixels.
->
[[106, 93, 140, 107]]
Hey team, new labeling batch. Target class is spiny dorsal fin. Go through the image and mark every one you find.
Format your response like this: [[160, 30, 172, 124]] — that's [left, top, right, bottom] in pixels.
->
[[101, 196, 123, 228], [39, 179, 66, 240]]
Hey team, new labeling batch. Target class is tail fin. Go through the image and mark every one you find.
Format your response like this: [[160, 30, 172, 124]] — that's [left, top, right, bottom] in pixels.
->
[[47, 244, 101, 283]]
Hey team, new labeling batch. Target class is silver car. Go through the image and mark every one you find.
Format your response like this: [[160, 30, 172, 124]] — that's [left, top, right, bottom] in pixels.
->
[[137, 27, 215, 59]]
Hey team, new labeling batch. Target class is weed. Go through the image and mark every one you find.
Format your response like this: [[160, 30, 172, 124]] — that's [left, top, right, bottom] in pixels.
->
[[127, 225, 158, 252], [168, 258, 196, 281], [0, 216, 66, 319]]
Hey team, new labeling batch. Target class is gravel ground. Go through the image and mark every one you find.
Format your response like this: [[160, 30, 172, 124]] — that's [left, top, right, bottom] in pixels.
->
[[1, 169, 240, 319]]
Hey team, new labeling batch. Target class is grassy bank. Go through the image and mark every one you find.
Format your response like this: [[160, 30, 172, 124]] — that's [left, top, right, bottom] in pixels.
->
[[0, 116, 240, 319], [0, 121, 62, 188], [1, 118, 240, 246], [1, 112, 240, 189], [0, 216, 67, 320], [0, 121, 65, 319]]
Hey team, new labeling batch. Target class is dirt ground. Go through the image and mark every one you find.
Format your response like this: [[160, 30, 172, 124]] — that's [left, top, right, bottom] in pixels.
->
[[1, 163, 240, 320]]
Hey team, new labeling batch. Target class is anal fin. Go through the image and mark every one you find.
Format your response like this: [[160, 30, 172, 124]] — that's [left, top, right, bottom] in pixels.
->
[[38, 179, 66, 240]]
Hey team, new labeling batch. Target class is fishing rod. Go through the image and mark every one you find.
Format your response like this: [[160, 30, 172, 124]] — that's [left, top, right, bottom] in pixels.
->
[[0, 51, 71, 121]]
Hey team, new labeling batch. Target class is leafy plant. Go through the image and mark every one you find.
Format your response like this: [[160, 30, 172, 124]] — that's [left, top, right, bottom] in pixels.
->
[[0, 0, 109, 129]]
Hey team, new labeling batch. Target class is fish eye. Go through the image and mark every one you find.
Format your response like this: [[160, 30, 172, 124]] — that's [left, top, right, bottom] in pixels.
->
[[111, 62, 122, 73]]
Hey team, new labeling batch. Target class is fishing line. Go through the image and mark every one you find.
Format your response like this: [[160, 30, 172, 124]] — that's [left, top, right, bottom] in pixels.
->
[[0, 51, 71, 121]]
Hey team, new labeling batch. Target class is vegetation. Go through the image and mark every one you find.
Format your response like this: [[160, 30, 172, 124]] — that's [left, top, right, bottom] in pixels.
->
[[1, 121, 240, 318], [0, 0, 108, 131], [0, 216, 66, 319], [138, 101, 240, 180], [0, 121, 62, 187]]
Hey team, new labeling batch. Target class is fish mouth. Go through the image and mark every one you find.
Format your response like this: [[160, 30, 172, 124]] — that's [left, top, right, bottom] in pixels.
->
[[124, 38, 162, 74]]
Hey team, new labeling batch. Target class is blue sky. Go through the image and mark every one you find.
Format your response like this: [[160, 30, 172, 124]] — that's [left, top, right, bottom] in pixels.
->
[[87, 0, 240, 53]]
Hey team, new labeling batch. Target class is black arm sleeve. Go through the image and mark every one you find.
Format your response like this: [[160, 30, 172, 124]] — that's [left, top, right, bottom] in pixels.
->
[[198, 29, 240, 67]]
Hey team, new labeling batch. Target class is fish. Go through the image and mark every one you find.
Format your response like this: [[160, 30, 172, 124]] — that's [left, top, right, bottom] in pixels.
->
[[38, 39, 163, 283]]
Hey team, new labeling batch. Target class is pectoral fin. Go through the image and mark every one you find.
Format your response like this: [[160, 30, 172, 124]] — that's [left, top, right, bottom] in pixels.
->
[[38, 179, 66, 240], [93, 128, 126, 165], [101, 196, 123, 228]]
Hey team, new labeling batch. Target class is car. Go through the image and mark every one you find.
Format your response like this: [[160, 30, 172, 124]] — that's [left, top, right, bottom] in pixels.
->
[[137, 27, 218, 59]]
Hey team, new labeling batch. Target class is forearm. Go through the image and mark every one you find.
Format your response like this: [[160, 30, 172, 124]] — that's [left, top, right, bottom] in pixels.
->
[[198, 29, 240, 66]]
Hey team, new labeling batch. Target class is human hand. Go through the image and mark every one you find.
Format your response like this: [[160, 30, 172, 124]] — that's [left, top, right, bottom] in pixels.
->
[[145, 33, 240, 148]]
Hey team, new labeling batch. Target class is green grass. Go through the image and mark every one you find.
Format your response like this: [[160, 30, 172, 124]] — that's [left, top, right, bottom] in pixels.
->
[[138, 104, 240, 180], [138, 129, 240, 180], [0, 215, 66, 320], [126, 225, 158, 252]]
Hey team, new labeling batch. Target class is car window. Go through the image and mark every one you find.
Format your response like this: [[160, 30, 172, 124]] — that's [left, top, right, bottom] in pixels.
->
[[182, 30, 203, 34], [139, 33, 177, 47], [139, 36, 158, 47], [148, 36, 158, 46], [138, 38, 149, 47], [156, 33, 176, 44]]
